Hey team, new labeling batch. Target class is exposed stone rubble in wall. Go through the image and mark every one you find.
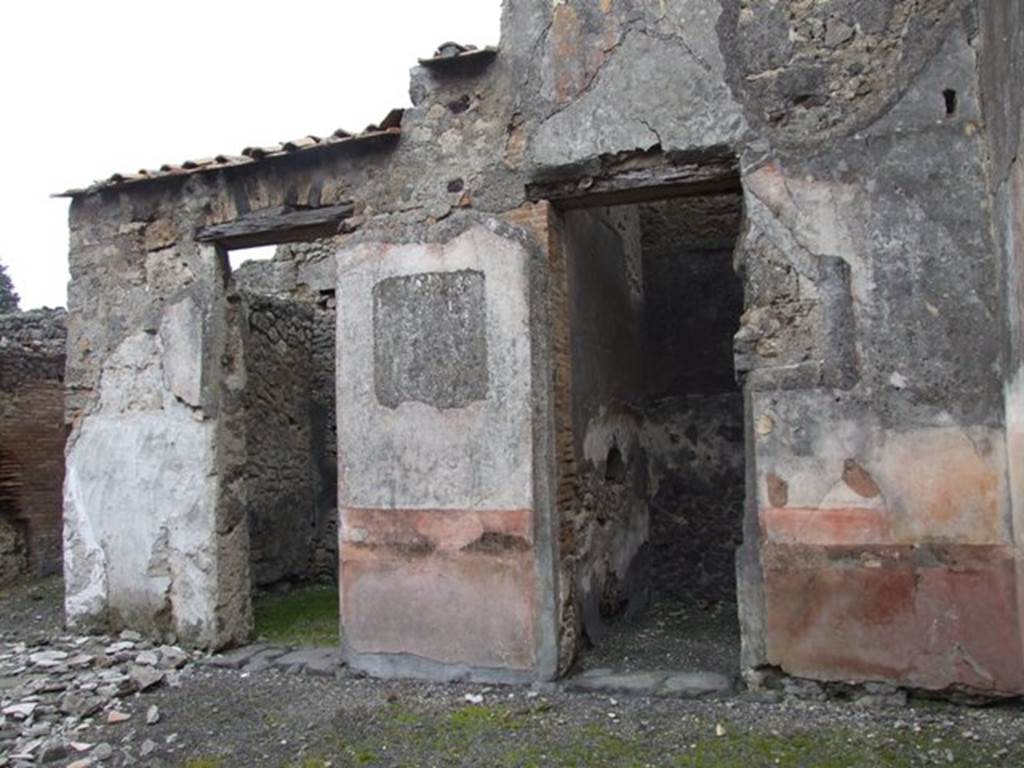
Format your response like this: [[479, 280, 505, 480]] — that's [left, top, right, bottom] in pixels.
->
[[634, 195, 747, 607], [642, 395, 745, 606], [0, 309, 67, 585], [0, 310, 67, 389], [234, 252, 339, 585], [721, 0, 971, 145], [239, 293, 317, 588]]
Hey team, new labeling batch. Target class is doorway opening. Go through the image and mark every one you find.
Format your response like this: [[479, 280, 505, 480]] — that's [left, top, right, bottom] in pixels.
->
[[557, 189, 746, 676], [219, 237, 341, 647]]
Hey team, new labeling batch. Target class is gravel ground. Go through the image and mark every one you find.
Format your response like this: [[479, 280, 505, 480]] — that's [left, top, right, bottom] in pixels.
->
[[4, 577, 1024, 768], [580, 596, 740, 679]]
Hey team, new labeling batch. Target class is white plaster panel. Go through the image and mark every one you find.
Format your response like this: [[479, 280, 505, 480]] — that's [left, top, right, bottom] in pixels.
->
[[335, 225, 534, 511]]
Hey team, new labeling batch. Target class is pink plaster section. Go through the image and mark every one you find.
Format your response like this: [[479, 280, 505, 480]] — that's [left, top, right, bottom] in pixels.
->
[[761, 507, 891, 546], [873, 430, 1007, 545], [341, 508, 536, 671], [762, 543, 1024, 694]]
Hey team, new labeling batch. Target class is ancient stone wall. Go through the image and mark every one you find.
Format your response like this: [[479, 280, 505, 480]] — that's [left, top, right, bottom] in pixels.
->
[[234, 252, 339, 585], [979, 0, 1024, 621], [239, 293, 316, 587], [0, 309, 67, 584], [638, 196, 745, 606], [60, 0, 1024, 692]]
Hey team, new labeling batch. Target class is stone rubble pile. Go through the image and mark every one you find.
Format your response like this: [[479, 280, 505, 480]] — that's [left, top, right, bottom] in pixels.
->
[[0, 630, 194, 767]]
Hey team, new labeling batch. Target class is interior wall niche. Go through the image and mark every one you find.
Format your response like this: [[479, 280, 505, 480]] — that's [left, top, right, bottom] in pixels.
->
[[560, 190, 746, 654]]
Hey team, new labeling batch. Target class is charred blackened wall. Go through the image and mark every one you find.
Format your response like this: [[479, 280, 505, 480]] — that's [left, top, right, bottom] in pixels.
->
[[0, 309, 67, 584], [561, 206, 648, 645], [639, 195, 744, 605]]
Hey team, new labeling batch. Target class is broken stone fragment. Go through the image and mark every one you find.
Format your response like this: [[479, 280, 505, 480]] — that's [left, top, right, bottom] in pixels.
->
[[129, 665, 164, 691], [59, 691, 102, 719], [105, 711, 130, 724], [93, 742, 114, 760], [156, 645, 189, 670], [28, 650, 68, 667], [1, 702, 37, 719]]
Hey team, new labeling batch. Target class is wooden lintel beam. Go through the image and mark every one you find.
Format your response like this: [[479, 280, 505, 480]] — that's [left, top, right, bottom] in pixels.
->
[[196, 203, 355, 249], [526, 157, 740, 208]]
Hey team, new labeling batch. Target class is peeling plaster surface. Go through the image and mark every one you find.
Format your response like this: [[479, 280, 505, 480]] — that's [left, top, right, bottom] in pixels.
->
[[336, 225, 533, 512], [64, 323, 220, 646]]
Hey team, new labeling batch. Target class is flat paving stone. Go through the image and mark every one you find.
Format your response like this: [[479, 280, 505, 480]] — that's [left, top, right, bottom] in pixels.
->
[[199, 644, 270, 670], [566, 669, 733, 698], [272, 648, 341, 676], [243, 647, 289, 673], [564, 671, 668, 695], [656, 671, 732, 698]]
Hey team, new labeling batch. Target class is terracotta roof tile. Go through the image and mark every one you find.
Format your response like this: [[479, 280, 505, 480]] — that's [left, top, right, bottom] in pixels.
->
[[57, 109, 404, 197], [418, 43, 498, 67]]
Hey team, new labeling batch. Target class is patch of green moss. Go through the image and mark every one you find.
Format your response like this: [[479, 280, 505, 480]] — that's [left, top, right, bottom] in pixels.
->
[[182, 758, 225, 768], [309, 704, 1022, 768], [672, 725, 1012, 768], [282, 759, 332, 768], [253, 584, 339, 647]]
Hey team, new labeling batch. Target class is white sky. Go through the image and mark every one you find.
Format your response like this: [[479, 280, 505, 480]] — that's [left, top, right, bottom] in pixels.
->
[[0, 1, 501, 310]]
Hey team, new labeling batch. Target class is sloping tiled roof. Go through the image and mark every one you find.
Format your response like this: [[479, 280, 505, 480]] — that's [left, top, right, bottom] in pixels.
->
[[418, 42, 498, 67], [57, 109, 404, 197]]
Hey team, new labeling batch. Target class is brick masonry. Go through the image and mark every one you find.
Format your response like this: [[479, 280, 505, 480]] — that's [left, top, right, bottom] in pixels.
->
[[0, 309, 67, 583]]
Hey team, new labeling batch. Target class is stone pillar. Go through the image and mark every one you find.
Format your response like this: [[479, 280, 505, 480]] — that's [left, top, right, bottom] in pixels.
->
[[335, 219, 557, 682], [63, 216, 251, 648]]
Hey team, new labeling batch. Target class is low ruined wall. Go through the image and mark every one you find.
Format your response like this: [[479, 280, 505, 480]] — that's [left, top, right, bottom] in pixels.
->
[[0, 309, 67, 584]]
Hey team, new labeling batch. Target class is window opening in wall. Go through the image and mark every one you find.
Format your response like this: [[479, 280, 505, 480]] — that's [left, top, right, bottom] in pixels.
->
[[222, 241, 340, 647], [557, 187, 745, 682], [227, 244, 277, 273]]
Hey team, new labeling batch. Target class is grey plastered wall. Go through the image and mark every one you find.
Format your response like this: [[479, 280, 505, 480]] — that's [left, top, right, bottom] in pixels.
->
[[979, 0, 1024, 601], [504, 0, 1015, 679], [334, 216, 559, 682]]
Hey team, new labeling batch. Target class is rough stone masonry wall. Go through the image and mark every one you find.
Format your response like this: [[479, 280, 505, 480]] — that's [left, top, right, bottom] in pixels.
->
[[639, 196, 745, 606], [234, 250, 340, 584], [63, 197, 252, 648], [0, 309, 67, 584], [561, 206, 648, 647], [239, 294, 317, 588]]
